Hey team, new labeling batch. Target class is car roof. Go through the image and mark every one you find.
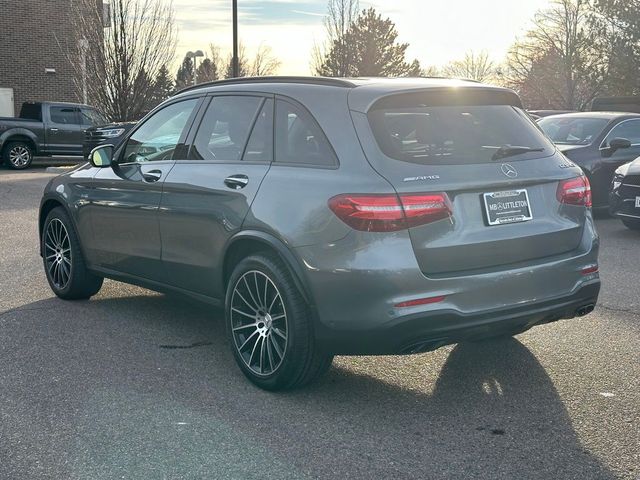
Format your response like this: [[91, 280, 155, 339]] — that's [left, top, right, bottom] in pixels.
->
[[540, 111, 640, 120], [173, 76, 518, 112]]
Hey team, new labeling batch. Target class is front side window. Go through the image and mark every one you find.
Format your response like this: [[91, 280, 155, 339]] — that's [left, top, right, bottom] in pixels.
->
[[50, 106, 78, 125], [274, 100, 337, 166], [538, 117, 609, 146], [122, 98, 198, 163], [604, 119, 640, 146], [189, 96, 263, 161], [369, 104, 553, 165]]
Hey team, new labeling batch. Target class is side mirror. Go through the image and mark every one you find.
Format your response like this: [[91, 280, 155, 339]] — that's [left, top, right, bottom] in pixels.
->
[[89, 145, 114, 168], [608, 137, 632, 152]]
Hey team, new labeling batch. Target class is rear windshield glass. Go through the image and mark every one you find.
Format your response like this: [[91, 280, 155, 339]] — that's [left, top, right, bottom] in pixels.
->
[[368, 104, 552, 165], [538, 117, 609, 145]]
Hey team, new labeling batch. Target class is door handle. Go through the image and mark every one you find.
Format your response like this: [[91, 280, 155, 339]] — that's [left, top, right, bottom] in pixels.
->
[[143, 169, 163, 183], [224, 174, 249, 190], [50, 128, 59, 133]]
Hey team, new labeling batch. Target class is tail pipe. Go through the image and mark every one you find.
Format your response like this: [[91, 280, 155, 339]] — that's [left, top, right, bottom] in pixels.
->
[[575, 304, 595, 317]]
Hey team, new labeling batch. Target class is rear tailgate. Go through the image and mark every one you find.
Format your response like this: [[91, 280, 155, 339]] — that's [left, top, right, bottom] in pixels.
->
[[350, 87, 588, 276]]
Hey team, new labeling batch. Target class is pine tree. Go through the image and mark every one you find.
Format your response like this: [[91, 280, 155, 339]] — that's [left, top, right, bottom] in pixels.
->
[[317, 7, 421, 77], [174, 56, 194, 91], [196, 58, 218, 83], [151, 65, 175, 106]]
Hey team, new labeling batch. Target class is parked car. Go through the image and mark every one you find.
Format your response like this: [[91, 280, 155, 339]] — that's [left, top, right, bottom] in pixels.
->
[[38, 76, 600, 390], [591, 96, 640, 114], [528, 109, 576, 118], [538, 112, 640, 209], [83, 121, 136, 159], [0, 101, 109, 169], [610, 157, 640, 230]]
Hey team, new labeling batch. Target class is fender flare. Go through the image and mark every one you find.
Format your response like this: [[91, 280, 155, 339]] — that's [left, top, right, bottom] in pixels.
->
[[0, 127, 40, 154], [223, 230, 314, 306]]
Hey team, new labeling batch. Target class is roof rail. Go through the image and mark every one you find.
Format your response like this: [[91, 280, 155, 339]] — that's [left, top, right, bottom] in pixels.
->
[[176, 76, 357, 95]]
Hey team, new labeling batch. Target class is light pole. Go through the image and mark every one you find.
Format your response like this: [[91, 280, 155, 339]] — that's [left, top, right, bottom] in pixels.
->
[[232, 0, 239, 77], [186, 50, 205, 86], [79, 38, 89, 104]]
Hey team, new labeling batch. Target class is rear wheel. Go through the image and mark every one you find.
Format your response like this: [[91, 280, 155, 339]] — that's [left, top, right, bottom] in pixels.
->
[[225, 253, 333, 390], [42, 207, 103, 299], [622, 217, 640, 230], [3, 141, 34, 169]]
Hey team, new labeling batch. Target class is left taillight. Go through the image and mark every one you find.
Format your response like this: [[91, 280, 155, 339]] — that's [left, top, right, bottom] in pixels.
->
[[557, 175, 592, 207], [328, 192, 452, 232]]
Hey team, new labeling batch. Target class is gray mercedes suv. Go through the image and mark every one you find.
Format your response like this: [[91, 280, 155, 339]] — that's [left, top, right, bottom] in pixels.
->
[[39, 77, 600, 390]]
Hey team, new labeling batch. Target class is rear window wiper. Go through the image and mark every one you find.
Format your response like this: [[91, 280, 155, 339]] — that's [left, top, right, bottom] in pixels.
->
[[483, 145, 545, 161]]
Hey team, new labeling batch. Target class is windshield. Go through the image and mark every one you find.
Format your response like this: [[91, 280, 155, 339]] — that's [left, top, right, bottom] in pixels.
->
[[538, 117, 609, 145], [368, 105, 552, 165]]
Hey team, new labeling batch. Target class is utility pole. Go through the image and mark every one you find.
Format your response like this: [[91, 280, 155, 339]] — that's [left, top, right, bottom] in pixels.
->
[[232, 0, 239, 77]]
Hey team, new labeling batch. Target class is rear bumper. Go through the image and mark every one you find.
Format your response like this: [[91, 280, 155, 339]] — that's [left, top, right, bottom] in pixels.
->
[[316, 280, 600, 355]]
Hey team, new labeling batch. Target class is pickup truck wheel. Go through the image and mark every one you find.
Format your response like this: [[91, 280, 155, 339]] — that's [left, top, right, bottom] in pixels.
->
[[3, 141, 34, 169]]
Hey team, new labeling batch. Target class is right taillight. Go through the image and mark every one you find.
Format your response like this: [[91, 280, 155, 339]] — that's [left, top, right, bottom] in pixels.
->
[[557, 175, 592, 207], [328, 192, 452, 232]]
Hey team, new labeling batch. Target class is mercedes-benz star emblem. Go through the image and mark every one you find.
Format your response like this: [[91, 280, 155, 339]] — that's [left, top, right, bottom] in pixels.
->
[[501, 163, 518, 178]]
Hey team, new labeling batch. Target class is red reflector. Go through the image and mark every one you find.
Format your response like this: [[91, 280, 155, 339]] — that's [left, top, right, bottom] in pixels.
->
[[395, 295, 446, 308], [328, 193, 452, 232], [581, 265, 598, 275], [557, 176, 592, 207]]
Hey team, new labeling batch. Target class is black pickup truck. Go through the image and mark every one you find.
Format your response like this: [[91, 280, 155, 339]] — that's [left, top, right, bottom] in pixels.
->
[[0, 101, 109, 169]]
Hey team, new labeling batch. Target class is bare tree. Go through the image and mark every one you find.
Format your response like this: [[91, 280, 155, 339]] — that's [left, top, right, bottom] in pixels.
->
[[443, 51, 496, 82], [505, 0, 612, 109], [251, 44, 281, 76], [67, 0, 177, 121], [311, 0, 359, 76]]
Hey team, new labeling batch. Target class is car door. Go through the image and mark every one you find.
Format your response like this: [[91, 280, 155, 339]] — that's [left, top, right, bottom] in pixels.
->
[[87, 96, 202, 282], [47, 105, 85, 155], [596, 118, 640, 204], [159, 94, 273, 298]]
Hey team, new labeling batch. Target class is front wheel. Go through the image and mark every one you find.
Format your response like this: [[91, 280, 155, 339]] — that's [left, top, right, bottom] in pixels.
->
[[225, 253, 333, 390], [622, 217, 640, 230], [42, 207, 103, 299], [3, 141, 34, 169]]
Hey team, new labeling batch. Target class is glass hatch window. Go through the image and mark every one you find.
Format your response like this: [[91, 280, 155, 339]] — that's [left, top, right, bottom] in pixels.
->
[[538, 117, 609, 145], [368, 103, 553, 165]]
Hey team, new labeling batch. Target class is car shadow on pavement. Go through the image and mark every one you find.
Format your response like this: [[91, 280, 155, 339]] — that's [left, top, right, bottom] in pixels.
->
[[0, 292, 616, 480]]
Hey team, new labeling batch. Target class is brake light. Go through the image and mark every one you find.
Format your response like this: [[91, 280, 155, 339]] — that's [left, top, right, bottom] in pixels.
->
[[557, 176, 592, 207], [328, 193, 451, 232]]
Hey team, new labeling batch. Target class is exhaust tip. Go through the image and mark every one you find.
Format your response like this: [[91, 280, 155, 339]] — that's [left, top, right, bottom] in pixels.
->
[[576, 304, 595, 317]]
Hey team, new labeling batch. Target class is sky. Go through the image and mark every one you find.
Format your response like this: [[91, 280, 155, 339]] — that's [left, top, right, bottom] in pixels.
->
[[173, 0, 552, 74]]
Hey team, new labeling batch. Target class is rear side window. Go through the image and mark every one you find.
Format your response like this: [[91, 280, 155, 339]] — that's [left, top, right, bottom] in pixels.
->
[[50, 106, 78, 125], [189, 96, 263, 161], [274, 99, 337, 167], [368, 98, 553, 165]]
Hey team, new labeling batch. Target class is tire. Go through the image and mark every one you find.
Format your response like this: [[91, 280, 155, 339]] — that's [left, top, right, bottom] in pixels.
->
[[3, 141, 34, 169], [42, 207, 103, 300], [225, 253, 333, 390], [622, 217, 640, 230]]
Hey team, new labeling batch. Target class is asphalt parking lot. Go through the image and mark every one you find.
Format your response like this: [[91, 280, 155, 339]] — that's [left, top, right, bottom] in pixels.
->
[[1, 168, 638, 480]]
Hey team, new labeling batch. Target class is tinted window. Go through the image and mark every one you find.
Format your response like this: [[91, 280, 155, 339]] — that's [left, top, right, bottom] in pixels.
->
[[122, 98, 198, 163], [538, 117, 609, 145], [80, 108, 109, 126], [275, 100, 337, 166], [50, 106, 78, 125], [605, 119, 640, 145], [243, 99, 273, 162], [189, 96, 262, 161], [369, 105, 552, 165]]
